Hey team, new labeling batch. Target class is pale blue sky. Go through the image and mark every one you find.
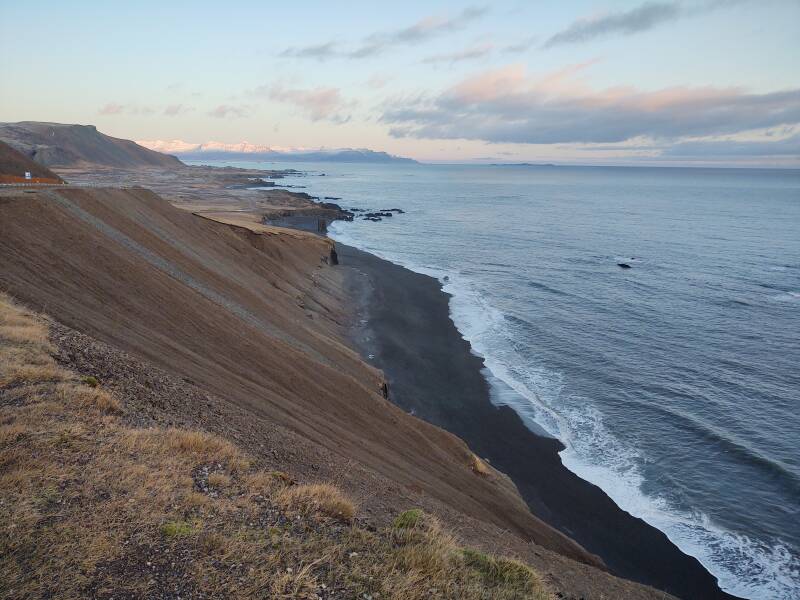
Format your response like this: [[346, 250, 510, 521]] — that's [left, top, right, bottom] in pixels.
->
[[1, 1, 799, 164]]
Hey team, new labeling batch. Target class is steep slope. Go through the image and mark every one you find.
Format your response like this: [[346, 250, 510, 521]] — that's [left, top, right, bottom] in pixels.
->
[[0, 292, 553, 600], [0, 122, 183, 169], [0, 185, 595, 566], [0, 140, 63, 183]]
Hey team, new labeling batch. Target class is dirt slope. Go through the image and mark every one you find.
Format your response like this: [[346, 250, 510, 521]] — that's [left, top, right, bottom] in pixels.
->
[[0, 185, 594, 565], [0, 122, 183, 169], [0, 140, 63, 183], [0, 292, 554, 600]]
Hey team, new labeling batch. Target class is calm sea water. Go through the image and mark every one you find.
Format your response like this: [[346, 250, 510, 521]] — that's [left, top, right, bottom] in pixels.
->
[[200, 160, 800, 599]]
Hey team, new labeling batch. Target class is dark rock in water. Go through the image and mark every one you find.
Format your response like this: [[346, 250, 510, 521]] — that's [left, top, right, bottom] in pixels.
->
[[317, 201, 355, 222], [350, 208, 365, 212], [617, 263, 632, 269], [324, 196, 342, 200], [364, 211, 394, 219], [381, 208, 405, 214], [363, 216, 382, 222]]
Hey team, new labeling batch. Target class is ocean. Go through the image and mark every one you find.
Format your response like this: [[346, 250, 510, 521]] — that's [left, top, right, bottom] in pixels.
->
[[199, 160, 800, 599]]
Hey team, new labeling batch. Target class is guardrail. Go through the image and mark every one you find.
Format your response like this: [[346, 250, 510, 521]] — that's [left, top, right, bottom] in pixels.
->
[[0, 182, 65, 187], [0, 183, 133, 188]]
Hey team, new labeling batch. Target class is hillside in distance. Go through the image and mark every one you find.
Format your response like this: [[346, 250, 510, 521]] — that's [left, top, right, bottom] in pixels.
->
[[180, 149, 418, 164], [0, 140, 64, 183], [138, 140, 418, 164], [0, 122, 184, 169]]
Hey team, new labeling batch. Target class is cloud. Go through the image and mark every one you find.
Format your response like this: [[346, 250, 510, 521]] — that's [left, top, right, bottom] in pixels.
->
[[367, 74, 391, 89], [664, 133, 800, 157], [280, 41, 339, 60], [352, 6, 487, 57], [544, 0, 744, 47], [98, 103, 156, 116], [208, 104, 250, 118], [423, 43, 494, 64], [163, 104, 193, 117], [281, 7, 487, 60], [503, 35, 538, 53], [98, 103, 125, 115], [381, 64, 800, 146], [265, 84, 355, 123]]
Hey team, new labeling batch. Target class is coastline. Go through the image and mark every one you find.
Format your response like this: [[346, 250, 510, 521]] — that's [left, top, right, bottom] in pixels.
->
[[334, 241, 740, 600], [1, 183, 693, 600]]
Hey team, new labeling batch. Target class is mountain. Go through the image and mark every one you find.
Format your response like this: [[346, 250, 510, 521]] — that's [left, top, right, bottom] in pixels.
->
[[0, 140, 64, 183], [0, 122, 184, 169], [138, 139, 418, 164]]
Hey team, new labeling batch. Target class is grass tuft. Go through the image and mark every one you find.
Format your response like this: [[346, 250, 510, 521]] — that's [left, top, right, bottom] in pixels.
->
[[470, 452, 491, 477], [81, 375, 99, 387], [462, 548, 543, 587], [277, 483, 355, 522], [57, 383, 121, 414], [208, 472, 231, 488], [393, 508, 424, 529], [161, 520, 196, 538]]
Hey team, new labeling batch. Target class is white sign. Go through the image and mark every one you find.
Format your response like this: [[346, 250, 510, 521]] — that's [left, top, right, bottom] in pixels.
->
[[24, 171, 31, 180]]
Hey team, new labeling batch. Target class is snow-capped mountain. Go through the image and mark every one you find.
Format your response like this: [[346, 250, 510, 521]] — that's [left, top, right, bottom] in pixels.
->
[[137, 139, 417, 164]]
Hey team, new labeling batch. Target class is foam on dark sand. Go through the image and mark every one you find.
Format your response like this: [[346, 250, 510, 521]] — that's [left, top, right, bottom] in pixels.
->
[[336, 242, 741, 600]]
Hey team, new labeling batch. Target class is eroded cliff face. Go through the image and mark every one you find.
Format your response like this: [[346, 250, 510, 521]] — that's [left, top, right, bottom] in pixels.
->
[[0, 186, 597, 567]]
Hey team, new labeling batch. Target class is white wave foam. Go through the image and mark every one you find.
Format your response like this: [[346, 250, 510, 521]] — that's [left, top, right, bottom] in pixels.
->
[[772, 291, 800, 302], [329, 222, 800, 600]]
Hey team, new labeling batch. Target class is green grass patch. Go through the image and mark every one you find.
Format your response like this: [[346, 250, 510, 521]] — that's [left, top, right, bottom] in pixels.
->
[[393, 508, 423, 529], [81, 376, 99, 388], [462, 548, 538, 585], [161, 520, 195, 538]]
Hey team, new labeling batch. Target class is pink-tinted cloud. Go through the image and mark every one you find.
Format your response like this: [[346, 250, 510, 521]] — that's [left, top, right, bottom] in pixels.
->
[[383, 64, 800, 145], [98, 103, 157, 116], [266, 85, 355, 123], [98, 102, 125, 115], [163, 104, 193, 116], [207, 104, 250, 119], [367, 74, 391, 89]]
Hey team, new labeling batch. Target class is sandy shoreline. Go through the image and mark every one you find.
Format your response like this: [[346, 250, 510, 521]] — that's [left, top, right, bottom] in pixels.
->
[[334, 241, 739, 600]]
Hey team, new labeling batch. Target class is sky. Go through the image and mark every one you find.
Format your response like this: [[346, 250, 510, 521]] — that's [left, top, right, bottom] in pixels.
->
[[1, 0, 799, 166]]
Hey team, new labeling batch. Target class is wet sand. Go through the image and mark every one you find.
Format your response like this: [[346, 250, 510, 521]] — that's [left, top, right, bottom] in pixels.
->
[[336, 242, 740, 600]]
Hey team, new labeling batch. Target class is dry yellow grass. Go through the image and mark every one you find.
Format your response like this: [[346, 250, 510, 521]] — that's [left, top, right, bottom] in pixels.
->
[[0, 324, 50, 346], [55, 383, 121, 414], [0, 292, 552, 600], [207, 472, 232, 488], [277, 483, 356, 521], [470, 452, 492, 477]]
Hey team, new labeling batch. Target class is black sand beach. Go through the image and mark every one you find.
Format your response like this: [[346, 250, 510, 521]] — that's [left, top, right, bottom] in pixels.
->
[[336, 242, 740, 600]]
